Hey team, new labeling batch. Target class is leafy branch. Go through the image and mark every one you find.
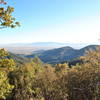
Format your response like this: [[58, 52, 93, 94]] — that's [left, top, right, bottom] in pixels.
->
[[0, 0, 20, 29]]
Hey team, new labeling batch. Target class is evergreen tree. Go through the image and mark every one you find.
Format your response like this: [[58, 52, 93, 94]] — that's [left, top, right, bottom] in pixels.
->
[[0, 0, 20, 29], [0, 49, 14, 99]]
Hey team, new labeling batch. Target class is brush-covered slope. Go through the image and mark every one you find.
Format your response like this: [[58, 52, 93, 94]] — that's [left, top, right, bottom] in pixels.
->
[[8, 53, 30, 65], [26, 45, 100, 64]]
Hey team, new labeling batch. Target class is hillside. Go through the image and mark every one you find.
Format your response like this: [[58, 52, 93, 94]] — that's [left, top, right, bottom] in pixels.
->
[[8, 53, 31, 65], [26, 45, 100, 64], [0, 42, 89, 54]]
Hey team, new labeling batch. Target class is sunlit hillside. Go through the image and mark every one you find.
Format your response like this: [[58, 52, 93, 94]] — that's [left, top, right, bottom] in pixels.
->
[[0, 0, 100, 100]]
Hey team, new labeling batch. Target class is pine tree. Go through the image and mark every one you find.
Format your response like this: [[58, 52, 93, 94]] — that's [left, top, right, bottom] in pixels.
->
[[0, 0, 20, 29]]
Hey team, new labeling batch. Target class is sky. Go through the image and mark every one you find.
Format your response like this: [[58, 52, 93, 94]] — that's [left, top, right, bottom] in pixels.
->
[[0, 0, 100, 44]]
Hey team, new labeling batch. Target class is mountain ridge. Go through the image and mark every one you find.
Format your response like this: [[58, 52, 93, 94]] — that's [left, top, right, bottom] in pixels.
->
[[26, 45, 100, 64], [0, 42, 91, 54]]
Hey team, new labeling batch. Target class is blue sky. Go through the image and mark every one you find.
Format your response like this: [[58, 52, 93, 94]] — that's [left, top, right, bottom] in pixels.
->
[[0, 0, 100, 44]]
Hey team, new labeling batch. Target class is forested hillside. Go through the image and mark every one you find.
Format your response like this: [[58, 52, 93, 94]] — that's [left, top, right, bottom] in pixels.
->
[[26, 45, 100, 64], [0, 0, 100, 100], [0, 47, 100, 100]]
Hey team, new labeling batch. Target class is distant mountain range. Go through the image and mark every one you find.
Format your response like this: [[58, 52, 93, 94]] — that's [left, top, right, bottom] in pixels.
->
[[26, 45, 100, 64], [0, 42, 91, 54]]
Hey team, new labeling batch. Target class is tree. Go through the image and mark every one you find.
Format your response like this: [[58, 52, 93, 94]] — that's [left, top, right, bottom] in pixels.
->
[[55, 63, 69, 77], [0, 71, 14, 99], [0, 49, 14, 100], [33, 65, 68, 100], [80, 47, 100, 67], [66, 64, 100, 100], [0, 1, 20, 100], [0, 0, 20, 29], [31, 56, 43, 74], [9, 64, 35, 100], [33, 65, 57, 100], [0, 48, 16, 72]]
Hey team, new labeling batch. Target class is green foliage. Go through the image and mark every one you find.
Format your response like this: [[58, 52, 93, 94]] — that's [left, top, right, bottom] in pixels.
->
[[0, 49, 14, 99], [32, 64, 68, 100], [0, 48, 8, 58], [33, 65, 57, 100], [31, 57, 43, 74], [66, 65, 100, 100], [0, 0, 20, 29], [0, 71, 14, 99], [0, 48, 100, 100], [80, 47, 100, 67], [32, 56, 43, 65], [55, 63, 69, 77], [0, 49, 16, 72], [9, 64, 35, 100], [0, 58, 15, 70]]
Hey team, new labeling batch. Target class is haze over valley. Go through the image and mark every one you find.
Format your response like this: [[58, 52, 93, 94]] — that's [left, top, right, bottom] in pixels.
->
[[0, 42, 96, 54], [0, 0, 100, 100]]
